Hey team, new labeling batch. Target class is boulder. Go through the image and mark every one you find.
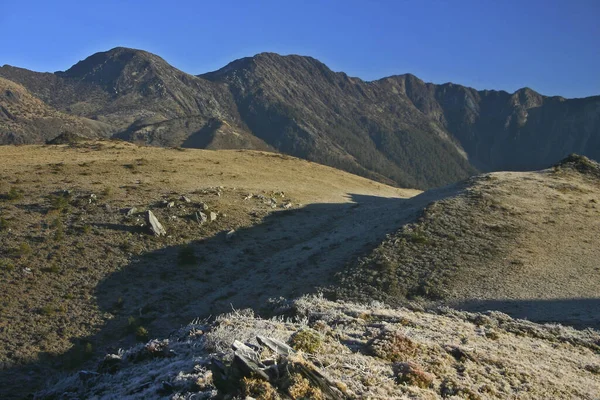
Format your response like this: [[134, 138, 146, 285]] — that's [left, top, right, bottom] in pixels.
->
[[210, 212, 218, 222], [146, 210, 166, 236]]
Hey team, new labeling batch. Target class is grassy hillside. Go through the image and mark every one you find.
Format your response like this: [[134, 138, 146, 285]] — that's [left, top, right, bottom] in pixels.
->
[[0, 141, 416, 398], [338, 155, 600, 328]]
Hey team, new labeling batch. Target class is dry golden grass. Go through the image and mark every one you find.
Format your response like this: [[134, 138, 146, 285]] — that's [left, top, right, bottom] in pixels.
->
[[0, 141, 417, 398], [340, 158, 600, 328]]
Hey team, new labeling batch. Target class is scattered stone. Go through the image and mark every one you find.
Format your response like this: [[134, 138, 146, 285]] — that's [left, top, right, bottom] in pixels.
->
[[97, 354, 123, 374], [283, 202, 292, 209], [198, 202, 209, 211], [125, 207, 137, 216], [244, 194, 254, 200], [226, 229, 236, 241], [210, 212, 218, 222], [166, 201, 175, 208], [195, 211, 208, 225], [181, 195, 191, 203], [226, 336, 343, 399], [146, 210, 166, 236]]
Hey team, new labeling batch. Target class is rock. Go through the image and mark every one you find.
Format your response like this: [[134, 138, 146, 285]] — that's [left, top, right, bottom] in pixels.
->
[[97, 354, 123, 374], [125, 207, 137, 216], [195, 211, 208, 225], [146, 211, 166, 236], [210, 212, 218, 222], [257, 335, 294, 356], [104, 204, 112, 212], [244, 194, 253, 200], [181, 195, 191, 203], [282, 202, 292, 209], [198, 202, 209, 211], [225, 229, 236, 241], [233, 353, 269, 381], [166, 201, 175, 208]]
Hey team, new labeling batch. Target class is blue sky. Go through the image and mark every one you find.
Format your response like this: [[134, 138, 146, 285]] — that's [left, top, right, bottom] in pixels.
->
[[1, 0, 598, 98]]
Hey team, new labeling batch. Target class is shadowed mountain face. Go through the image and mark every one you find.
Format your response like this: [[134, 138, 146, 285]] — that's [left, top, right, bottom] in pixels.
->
[[1, 47, 599, 188]]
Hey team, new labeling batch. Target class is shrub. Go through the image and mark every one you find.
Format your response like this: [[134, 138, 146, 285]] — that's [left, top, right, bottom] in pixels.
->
[[49, 194, 70, 211], [241, 376, 278, 400], [135, 326, 149, 342], [16, 242, 32, 257], [6, 187, 23, 201], [51, 218, 65, 241], [289, 329, 322, 353], [42, 263, 60, 274], [288, 373, 324, 399], [393, 361, 434, 388], [0, 259, 15, 272], [0, 217, 9, 231], [368, 330, 417, 361]]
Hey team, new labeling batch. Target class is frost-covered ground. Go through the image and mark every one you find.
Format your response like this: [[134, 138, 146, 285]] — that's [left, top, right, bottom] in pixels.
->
[[39, 295, 600, 399]]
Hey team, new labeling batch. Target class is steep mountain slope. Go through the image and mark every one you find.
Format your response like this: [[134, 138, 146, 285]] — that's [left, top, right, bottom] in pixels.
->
[[0, 77, 112, 143], [2, 48, 599, 188], [392, 75, 600, 171], [202, 53, 476, 188], [0, 48, 271, 150], [338, 155, 600, 328]]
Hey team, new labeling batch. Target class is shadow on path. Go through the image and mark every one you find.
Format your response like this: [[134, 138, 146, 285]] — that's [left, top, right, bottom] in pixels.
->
[[0, 192, 417, 399], [454, 298, 600, 330]]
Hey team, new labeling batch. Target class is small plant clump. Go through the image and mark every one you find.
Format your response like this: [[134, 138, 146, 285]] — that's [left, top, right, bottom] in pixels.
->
[[135, 326, 149, 342], [289, 329, 322, 354], [49, 193, 71, 212], [4, 187, 23, 201], [0, 258, 15, 271], [16, 242, 32, 257], [241, 376, 279, 400], [287, 373, 324, 400], [393, 361, 434, 388], [0, 217, 9, 231], [368, 330, 418, 362]]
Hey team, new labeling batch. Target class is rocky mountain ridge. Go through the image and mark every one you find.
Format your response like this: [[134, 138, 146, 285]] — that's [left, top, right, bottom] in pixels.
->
[[1, 47, 599, 188]]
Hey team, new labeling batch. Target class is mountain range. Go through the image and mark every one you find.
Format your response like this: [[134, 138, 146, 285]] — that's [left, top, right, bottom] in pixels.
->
[[2, 47, 599, 188]]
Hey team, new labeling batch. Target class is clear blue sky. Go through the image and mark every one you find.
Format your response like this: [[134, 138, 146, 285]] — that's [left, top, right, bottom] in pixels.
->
[[1, 0, 598, 98]]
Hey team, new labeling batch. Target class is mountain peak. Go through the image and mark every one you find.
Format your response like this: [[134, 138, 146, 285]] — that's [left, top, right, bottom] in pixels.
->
[[58, 47, 169, 89]]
